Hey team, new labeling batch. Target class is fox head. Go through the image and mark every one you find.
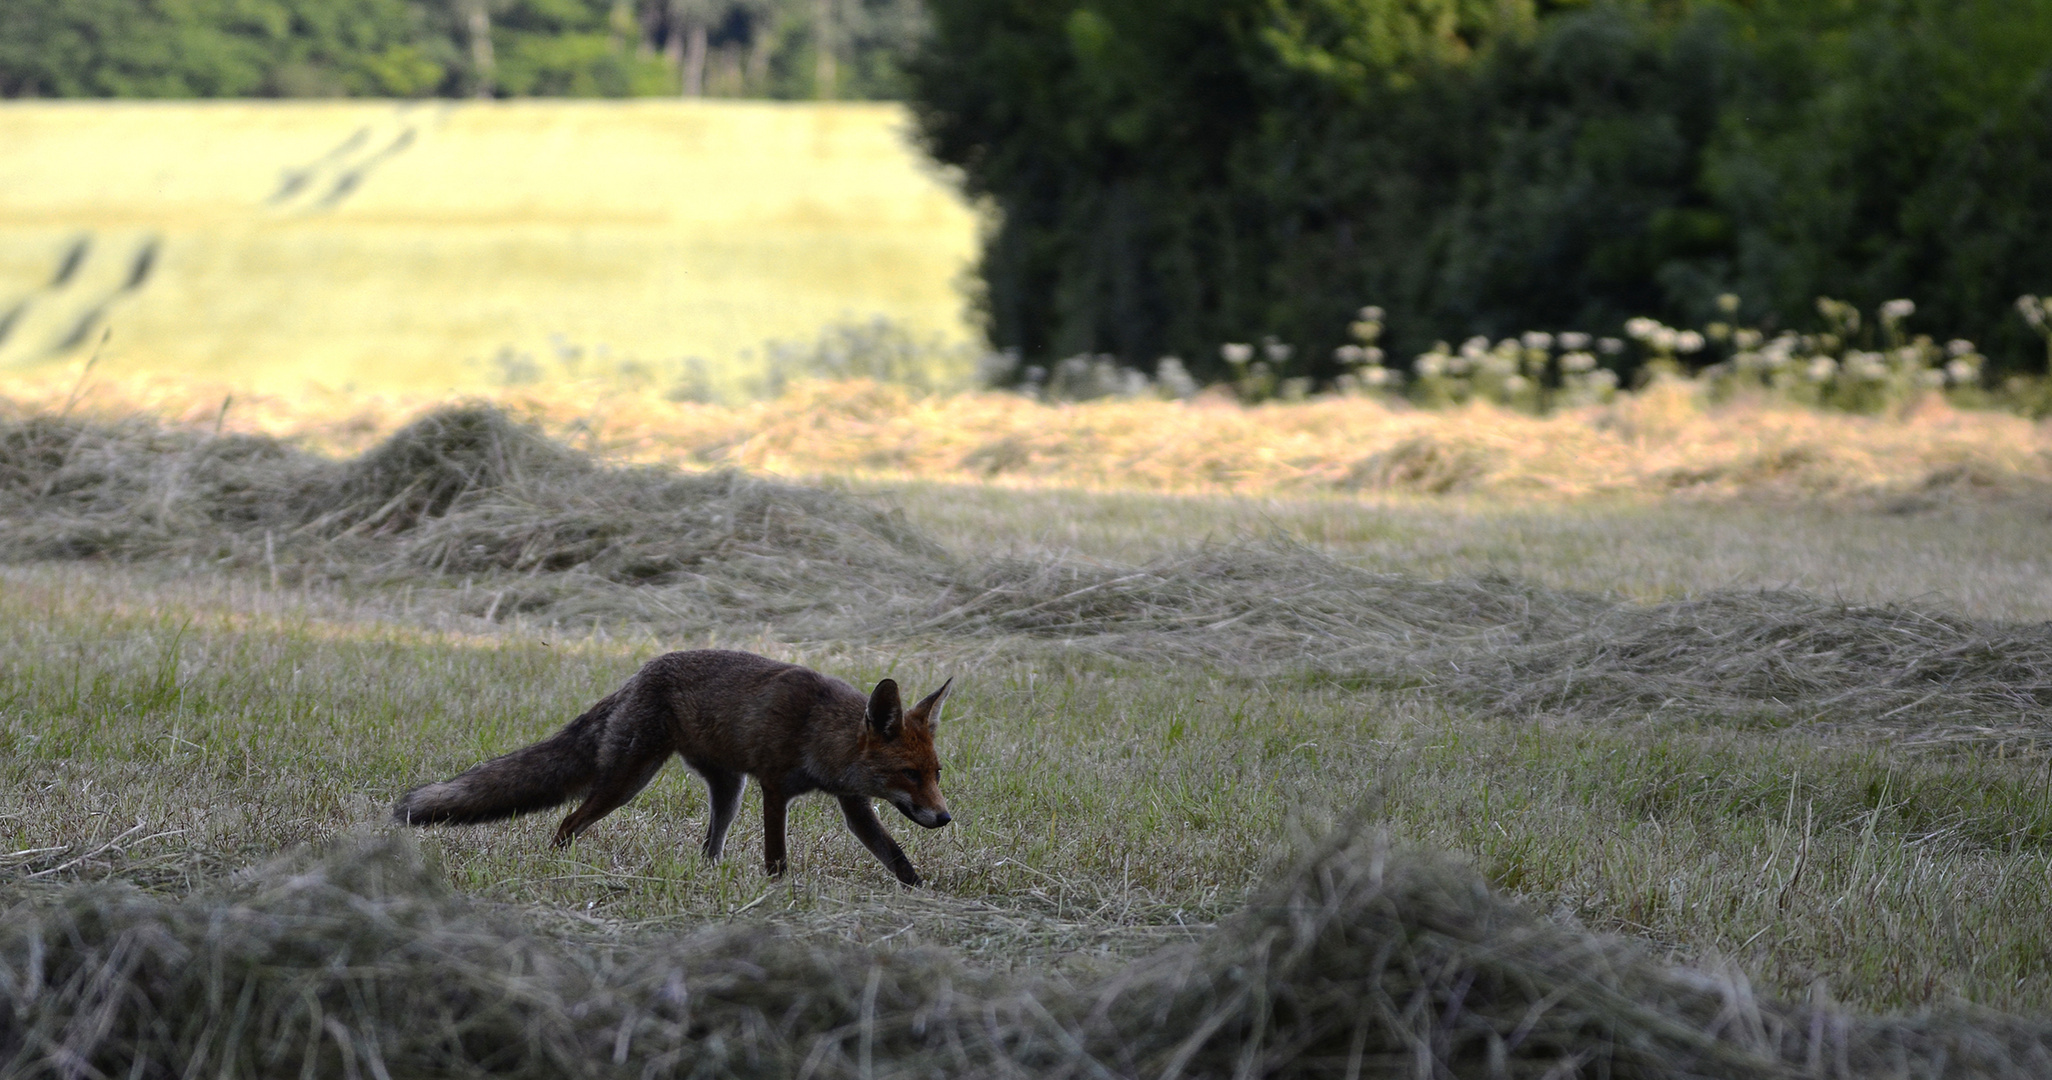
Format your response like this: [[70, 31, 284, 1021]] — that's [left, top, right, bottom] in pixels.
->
[[861, 677, 952, 829]]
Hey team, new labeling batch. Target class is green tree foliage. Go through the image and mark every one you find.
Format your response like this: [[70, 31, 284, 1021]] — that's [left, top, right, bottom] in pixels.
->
[[0, 0, 923, 100], [1713, 0, 2052, 368], [632, 0, 924, 99], [0, 0, 457, 97], [911, 0, 2052, 380]]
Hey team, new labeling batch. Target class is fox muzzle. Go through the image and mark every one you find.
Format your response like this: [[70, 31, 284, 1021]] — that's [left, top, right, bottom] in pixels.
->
[[891, 798, 952, 829]]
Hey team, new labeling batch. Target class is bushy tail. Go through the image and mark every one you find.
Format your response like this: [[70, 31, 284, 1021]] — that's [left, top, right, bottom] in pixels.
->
[[393, 690, 619, 826]]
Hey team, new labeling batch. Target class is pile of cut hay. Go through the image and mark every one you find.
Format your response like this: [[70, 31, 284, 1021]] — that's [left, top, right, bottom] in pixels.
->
[[11, 371, 2050, 501], [0, 405, 952, 633], [5, 829, 2045, 1079], [931, 545, 2052, 742], [5, 404, 2048, 742], [1456, 591, 2052, 741]]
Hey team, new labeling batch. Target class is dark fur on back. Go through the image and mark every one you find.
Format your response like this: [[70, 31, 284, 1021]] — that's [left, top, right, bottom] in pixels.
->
[[392, 690, 619, 825]]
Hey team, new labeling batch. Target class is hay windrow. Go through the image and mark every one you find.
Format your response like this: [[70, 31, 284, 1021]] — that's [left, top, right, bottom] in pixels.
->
[[0, 405, 953, 634], [6, 830, 2048, 1079], [930, 546, 2052, 741], [4, 404, 2049, 742], [13, 373, 2050, 502], [1467, 593, 2052, 738]]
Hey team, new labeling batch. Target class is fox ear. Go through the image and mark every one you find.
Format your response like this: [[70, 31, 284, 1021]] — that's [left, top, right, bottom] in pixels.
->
[[906, 677, 952, 729], [866, 678, 903, 739]]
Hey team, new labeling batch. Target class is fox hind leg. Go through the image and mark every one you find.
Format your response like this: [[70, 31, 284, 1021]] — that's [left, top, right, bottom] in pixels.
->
[[552, 752, 667, 847], [698, 767, 746, 861]]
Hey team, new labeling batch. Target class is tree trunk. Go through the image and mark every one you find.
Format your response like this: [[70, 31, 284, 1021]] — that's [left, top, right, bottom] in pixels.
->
[[746, 19, 772, 94], [467, 0, 496, 98], [663, 2, 685, 73], [812, 0, 836, 100], [683, 21, 708, 97]]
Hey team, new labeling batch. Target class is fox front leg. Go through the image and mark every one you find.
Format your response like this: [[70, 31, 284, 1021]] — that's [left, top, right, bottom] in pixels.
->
[[838, 795, 920, 886], [760, 781, 791, 876]]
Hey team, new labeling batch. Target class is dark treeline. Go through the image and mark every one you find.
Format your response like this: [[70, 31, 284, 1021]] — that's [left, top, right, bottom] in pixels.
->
[[0, 0, 922, 100], [909, 0, 2052, 382]]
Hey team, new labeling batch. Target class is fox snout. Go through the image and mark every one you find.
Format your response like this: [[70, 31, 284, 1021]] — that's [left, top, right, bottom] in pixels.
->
[[891, 796, 952, 829]]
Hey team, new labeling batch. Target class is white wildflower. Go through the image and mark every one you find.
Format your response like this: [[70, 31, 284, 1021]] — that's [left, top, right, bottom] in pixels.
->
[[2019, 295, 2046, 329], [1845, 351, 1887, 381]]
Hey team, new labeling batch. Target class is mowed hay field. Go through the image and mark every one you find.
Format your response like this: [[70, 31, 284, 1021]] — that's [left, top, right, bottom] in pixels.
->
[[0, 100, 978, 394], [5, 398, 2052, 1076]]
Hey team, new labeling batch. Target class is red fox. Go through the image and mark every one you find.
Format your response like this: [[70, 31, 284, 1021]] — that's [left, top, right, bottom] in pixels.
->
[[393, 650, 952, 885]]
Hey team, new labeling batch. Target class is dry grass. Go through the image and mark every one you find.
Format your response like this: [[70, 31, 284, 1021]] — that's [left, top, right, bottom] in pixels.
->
[[10, 399, 2052, 1073], [867, 482, 2052, 624], [8, 828, 2050, 1079], [15, 396, 2052, 741], [0, 101, 978, 395], [0, 403, 952, 638], [8, 371, 2049, 504], [6, 402, 2048, 744]]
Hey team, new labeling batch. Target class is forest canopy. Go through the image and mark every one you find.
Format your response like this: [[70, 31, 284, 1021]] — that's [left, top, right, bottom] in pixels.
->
[[0, 0, 922, 100], [907, 0, 2052, 380]]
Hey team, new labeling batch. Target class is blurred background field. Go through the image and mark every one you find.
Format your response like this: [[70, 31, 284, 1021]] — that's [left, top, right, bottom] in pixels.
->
[[0, 99, 979, 396]]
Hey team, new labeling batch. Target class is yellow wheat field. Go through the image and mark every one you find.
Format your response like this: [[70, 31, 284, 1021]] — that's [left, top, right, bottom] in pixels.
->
[[9, 367, 2051, 503], [0, 100, 979, 396]]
